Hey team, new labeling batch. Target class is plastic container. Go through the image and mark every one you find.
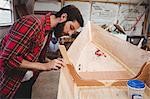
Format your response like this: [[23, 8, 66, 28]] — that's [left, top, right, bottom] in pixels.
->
[[127, 80, 145, 99]]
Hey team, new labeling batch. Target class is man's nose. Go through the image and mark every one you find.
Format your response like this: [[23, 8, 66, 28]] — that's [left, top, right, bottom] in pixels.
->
[[68, 30, 75, 36]]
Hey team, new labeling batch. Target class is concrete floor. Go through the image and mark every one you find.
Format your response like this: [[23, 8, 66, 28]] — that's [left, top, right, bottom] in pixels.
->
[[32, 70, 60, 99]]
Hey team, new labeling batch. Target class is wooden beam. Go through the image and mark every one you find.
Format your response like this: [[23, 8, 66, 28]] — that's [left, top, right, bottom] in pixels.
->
[[63, 0, 148, 5]]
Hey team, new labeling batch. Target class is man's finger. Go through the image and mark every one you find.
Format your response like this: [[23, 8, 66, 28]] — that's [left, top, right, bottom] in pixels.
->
[[55, 59, 66, 67], [56, 66, 61, 69]]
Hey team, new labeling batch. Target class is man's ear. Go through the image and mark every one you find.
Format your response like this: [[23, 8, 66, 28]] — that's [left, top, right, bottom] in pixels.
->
[[59, 13, 67, 23]]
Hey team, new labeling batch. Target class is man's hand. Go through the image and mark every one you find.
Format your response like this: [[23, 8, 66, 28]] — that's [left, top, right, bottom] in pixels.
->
[[20, 58, 66, 71], [43, 58, 66, 71]]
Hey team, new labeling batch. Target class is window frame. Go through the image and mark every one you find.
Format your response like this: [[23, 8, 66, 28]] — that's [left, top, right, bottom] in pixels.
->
[[0, 0, 14, 26]]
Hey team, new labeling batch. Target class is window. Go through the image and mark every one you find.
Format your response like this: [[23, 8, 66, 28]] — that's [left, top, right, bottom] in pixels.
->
[[0, 0, 13, 26]]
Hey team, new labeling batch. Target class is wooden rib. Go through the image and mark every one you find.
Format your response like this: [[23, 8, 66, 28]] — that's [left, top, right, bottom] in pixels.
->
[[131, 62, 147, 79], [59, 45, 104, 86], [134, 62, 150, 87], [112, 62, 150, 87], [67, 64, 104, 86]]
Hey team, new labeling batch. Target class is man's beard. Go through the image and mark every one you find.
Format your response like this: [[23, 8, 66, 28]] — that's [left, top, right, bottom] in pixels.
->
[[53, 21, 67, 38]]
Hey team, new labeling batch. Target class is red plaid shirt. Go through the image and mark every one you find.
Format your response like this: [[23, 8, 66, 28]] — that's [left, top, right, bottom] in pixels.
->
[[0, 13, 51, 98]]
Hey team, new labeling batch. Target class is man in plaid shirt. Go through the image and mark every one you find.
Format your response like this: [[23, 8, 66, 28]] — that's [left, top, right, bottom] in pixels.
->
[[0, 5, 84, 99]]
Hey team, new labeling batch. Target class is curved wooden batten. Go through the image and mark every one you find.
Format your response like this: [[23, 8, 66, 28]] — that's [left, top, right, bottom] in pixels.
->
[[111, 61, 150, 86], [111, 62, 150, 86], [110, 61, 150, 87], [66, 64, 104, 86], [134, 62, 150, 87]]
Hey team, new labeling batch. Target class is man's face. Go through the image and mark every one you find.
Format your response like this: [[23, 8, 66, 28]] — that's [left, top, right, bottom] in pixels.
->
[[54, 20, 80, 38]]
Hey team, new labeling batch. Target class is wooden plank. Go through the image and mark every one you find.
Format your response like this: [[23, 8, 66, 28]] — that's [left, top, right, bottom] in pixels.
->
[[64, 0, 147, 5]]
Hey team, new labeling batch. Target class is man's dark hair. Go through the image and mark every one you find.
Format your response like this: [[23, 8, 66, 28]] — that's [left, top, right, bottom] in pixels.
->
[[55, 5, 84, 27]]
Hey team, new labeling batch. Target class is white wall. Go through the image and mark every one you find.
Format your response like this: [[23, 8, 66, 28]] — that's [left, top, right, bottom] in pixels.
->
[[34, 0, 148, 36], [34, 1, 61, 12]]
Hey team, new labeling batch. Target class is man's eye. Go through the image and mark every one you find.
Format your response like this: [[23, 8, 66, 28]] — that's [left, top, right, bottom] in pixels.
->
[[70, 25, 74, 30]]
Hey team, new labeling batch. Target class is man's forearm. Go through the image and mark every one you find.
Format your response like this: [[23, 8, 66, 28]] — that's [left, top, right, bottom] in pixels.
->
[[19, 59, 45, 70], [19, 58, 66, 71]]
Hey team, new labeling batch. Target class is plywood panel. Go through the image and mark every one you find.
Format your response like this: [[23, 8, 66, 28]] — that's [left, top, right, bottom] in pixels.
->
[[76, 42, 127, 72], [57, 68, 74, 99], [68, 24, 91, 67], [90, 23, 150, 75]]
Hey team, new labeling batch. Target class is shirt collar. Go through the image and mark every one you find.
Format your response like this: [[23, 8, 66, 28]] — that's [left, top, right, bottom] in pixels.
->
[[41, 12, 51, 36], [45, 13, 51, 31]]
